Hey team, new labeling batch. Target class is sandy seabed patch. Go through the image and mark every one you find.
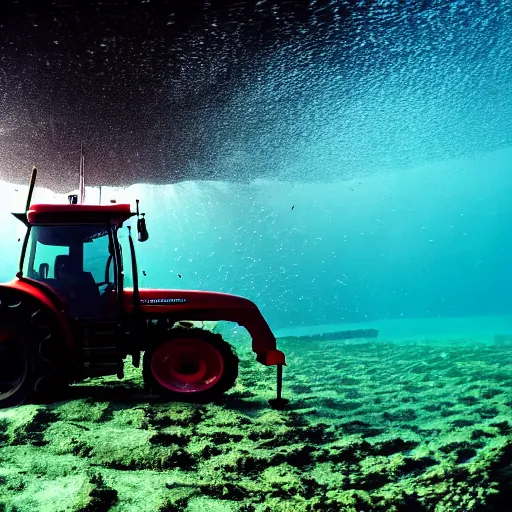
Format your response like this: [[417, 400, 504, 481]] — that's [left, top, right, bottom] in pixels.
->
[[1, 335, 512, 512]]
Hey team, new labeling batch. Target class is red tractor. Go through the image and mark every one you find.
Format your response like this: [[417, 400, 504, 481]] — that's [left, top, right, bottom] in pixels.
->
[[0, 169, 288, 409]]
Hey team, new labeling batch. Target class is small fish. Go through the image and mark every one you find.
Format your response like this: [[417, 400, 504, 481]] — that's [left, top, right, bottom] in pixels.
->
[[142, 270, 146, 276], [291, 205, 294, 210], [178, 274, 182, 278]]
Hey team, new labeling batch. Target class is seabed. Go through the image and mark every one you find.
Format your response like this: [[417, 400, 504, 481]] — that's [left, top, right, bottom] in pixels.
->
[[1, 315, 512, 512]]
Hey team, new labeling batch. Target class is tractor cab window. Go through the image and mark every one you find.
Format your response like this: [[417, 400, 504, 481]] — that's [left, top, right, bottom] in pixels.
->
[[22, 224, 118, 318], [117, 227, 133, 289], [30, 238, 69, 280], [83, 230, 115, 287]]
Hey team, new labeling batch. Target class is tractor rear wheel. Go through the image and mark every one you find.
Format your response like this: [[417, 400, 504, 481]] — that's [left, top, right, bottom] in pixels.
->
[[142, 327, 239, 402], [0, 290, 68, 408]]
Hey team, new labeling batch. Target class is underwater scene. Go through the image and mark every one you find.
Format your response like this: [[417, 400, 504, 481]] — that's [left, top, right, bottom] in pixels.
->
[[1, 1, 512, 511]]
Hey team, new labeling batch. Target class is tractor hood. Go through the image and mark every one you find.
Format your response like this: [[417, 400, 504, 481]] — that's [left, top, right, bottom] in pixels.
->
[[125, 288, 283, 362], [125, 288, 260, 314]]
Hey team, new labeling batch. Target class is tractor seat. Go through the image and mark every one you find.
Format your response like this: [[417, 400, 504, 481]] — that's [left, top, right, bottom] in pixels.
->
[[55, 255, 75, 280], [53, 255, 102, 317]]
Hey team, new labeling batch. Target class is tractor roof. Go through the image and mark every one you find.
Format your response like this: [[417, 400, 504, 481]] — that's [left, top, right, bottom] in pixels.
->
[[14, 204, 134, 226]]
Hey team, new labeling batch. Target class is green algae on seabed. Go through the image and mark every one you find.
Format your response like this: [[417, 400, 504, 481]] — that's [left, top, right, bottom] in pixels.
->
[[1, 338, 512, 511]]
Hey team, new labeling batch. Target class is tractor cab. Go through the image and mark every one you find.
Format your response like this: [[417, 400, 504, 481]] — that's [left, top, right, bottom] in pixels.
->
[[23, 224, 117, 318], [18, 203, 137, 320]]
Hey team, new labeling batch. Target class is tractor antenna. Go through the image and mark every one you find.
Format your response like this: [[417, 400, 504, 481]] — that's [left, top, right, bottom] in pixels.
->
[[98, 185, 102, 205], [79, 143, 85, 204], [25, 167, 37, 213]]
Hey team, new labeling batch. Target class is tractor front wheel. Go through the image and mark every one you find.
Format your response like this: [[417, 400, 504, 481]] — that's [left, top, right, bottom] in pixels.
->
[[142, 327, 239, 402]]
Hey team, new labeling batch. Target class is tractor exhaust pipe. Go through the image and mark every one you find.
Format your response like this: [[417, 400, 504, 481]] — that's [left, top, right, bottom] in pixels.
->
[[15, 167, 38, 277], [25, 167, 37, 213]]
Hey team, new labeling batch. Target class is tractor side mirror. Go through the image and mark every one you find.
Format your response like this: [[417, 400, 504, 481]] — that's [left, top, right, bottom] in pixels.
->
[[137, 214, 149, 242], [135, 199, 149, 242]]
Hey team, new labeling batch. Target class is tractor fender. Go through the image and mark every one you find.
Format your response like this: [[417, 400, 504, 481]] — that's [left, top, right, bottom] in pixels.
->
[[0, 279, 74, 353], [125, 288, 286, 366]]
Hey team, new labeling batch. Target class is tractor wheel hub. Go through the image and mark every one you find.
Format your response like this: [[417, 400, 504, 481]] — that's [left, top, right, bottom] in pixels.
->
[[151, 338, 224, 393]]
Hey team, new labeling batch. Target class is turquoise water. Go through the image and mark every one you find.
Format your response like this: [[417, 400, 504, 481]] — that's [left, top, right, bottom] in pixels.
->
[[2, 147, 512, 336]]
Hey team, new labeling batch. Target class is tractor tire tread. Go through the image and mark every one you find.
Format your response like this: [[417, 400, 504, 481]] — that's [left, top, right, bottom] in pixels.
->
[[0, 288, 69, 408]]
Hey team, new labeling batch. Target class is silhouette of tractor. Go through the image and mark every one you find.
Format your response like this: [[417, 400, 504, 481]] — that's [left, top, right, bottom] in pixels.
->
[[0, 168, 288, 409]]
